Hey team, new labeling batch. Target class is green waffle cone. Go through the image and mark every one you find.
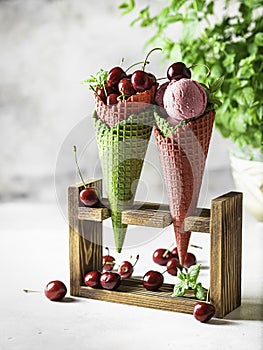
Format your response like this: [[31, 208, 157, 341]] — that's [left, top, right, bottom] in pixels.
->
[[92, 109, 154, 252]]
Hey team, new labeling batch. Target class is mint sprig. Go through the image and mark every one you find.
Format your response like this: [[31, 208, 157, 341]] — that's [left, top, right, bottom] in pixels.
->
[[81, 68, 108, 90], [201, 76, 224, 112], [172, 264, 205, 300]]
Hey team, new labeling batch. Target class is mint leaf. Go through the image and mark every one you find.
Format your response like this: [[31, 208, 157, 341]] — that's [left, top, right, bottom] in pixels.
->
[[209, 76, 224, 93], [172, 281, 188, 297], [177, 268, 186, 281], [194, 283, 206, 300], [187, 264, 201, 286], [81, 69, 108, 90]]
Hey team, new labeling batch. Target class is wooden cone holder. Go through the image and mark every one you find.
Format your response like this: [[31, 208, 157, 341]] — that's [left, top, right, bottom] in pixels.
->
[[68, 179, 242, 318]]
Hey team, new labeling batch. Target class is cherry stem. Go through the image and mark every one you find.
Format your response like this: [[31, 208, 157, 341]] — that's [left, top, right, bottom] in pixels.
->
[[120, 57, 125, 67], [89, 85, 100, 98], [73, 145, 87, 188], [105, 247, 110, 256], [142, 47, 162, 71], [125, 61, 150, 73], [162, 243, 174, 258], [206, 287, 210, 303], [188, 64, 211, 78], [23, 289, 41, 293], [190, 244, 203, 249], [132, 254, 140, 268]]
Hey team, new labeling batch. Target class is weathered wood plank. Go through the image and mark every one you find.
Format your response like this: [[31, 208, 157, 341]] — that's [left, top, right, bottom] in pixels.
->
[[210, 192, 242, 318], [122, 209, 172, 228], [68, 185, 81, 296], [79, 279, 207, 314], [78, 207, 110, 222], [184, 208, 211, 233], [69, 179, 103, 296]]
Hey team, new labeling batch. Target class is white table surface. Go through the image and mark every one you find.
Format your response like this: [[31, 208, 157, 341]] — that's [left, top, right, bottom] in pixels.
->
[[1, 183, 263, 350]]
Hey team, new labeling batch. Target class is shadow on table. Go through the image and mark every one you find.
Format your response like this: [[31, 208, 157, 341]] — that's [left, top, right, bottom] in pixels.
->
[[225, 300, 263, 321]]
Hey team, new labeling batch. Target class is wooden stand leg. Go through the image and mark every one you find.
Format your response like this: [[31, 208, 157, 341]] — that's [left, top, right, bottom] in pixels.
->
[[68, 179, 103, 296], [210, 192, 243, 317]]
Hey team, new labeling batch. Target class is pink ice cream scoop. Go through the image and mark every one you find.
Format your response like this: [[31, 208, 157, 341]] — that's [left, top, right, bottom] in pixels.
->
[[163, 78, 207, 126]]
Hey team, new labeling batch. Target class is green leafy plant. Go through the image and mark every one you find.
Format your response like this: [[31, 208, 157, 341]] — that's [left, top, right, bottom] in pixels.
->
[[118, 0, 263, 156], [172, 264, 206, 300], [81, 68, 108, 90]]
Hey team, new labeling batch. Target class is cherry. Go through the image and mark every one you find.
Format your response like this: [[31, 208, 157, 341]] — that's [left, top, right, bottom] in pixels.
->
[[167, 62, 191, 81], [154, 81, 169, 108], [131, 70, 153, 92], [153, 248, 173, 266], [170, 247, 196, 268], [97, 86, 115, 104], [107, 66, 126, 88], [84, 271, 101, 288], [193, 302, 216, 322], [147, 72, 157, 85], [166, 257, 182, 276], [142, 270, 164, 291], [100, 272, 121, 290], [44, 280, 67, 301], [79, 187, 99, 207], [171, 246, 179, 259], [102, 247, 115, 271], [183, 252, 197, 268], [73, 145, 99, 207], [118, 77, 136, 96], [118, 254, 139, 279], [107, 93, 119, 105]]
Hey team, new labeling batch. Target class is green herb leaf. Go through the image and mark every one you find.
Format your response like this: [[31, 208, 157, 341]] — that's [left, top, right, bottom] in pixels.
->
[[118, 0, 135, 15], [172, 280, 188, 297], [209, 76, 224, 93], [187, 264, 201, 286], [81, 69, 108, 90], [177, 268, 186, 281], [194, 282, 206, 300]]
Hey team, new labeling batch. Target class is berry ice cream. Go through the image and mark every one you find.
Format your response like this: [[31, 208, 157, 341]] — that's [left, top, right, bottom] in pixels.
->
[[163, 78, 207, 125]]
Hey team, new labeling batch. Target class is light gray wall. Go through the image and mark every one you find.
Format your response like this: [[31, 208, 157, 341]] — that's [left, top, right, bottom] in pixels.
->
[[0, 0, 231, 205]]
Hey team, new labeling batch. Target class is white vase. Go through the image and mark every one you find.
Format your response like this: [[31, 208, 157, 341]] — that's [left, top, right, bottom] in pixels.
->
[[229, 150, 263, 221]]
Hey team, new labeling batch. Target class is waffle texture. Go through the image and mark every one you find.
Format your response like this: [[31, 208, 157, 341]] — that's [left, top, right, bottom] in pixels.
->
[[95, 85, 156, 127], [93, 108, 154, 252], [154, 110, 216, 264]]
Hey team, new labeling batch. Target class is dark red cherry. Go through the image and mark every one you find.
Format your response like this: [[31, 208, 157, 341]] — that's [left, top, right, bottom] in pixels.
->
[[107, 93, 119, 105], [97, 86, 115, 104], [142, 270, 164, 291], [118, 78, 136, 96], [154, 81, 169, 108], [147, 72, 157, 85], [79, 187, 99, 207], [153, 248, 173, 266], [118, 261, 133, 279], [100, 272, 121, 290], [102, 247, 115, 271], [193, 302, 216, 322], [131, 70, 153, 92], [183, 252, 197, 268], [171, 246, 179, 258], [44, 280, 67, 301], [166, 257, 182, 276], [167, 62, 191, 81], [107, 67, 127, 88], [84, 271, 101, 288], [118, 255, 139, 279]]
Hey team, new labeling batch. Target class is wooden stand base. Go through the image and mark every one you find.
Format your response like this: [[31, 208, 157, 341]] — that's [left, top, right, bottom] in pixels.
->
[[68, 179, 242, 318]]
